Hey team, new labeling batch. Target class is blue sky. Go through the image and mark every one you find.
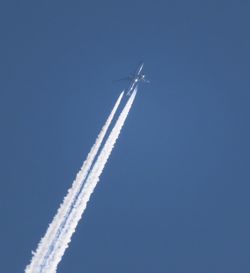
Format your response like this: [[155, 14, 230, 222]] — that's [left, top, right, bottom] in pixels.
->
[[0, 1, 250, 272]]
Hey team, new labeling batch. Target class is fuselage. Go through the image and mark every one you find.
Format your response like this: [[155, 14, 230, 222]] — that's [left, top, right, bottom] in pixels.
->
[[127, 62, 145, 96]]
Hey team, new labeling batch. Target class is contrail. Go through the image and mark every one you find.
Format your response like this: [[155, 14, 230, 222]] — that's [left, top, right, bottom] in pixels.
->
[[42, 88, 137, 273], [25, 91, 124, 273]]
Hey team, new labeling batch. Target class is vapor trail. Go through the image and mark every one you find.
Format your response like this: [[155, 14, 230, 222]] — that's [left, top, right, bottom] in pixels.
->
[[43, 89, 137, 273], [25, 91, 124, 273]]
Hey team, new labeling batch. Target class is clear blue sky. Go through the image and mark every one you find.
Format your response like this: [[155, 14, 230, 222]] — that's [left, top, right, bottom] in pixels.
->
[[0, 1, 250, 272]]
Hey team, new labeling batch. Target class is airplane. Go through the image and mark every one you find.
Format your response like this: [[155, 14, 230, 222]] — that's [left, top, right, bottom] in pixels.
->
[[115, 62, 149, 96]]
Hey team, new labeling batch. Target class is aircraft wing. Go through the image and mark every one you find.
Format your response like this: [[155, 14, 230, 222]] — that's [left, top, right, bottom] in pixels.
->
[[113, 76, 131, 82]]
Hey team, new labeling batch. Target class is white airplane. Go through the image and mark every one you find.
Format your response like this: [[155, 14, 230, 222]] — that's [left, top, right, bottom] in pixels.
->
[[116, 62, 149, 96]]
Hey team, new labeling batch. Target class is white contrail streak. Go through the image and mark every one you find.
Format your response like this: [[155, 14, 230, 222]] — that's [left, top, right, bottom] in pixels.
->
[[25, 91, 124, 273], [43, 89, 137, 273]]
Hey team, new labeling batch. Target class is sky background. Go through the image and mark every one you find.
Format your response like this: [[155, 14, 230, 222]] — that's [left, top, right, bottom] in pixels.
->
[[0, 1, 250, 272]]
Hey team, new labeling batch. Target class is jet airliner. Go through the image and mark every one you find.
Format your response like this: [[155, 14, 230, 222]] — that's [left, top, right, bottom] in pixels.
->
[[116, 62, 149, 96]]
